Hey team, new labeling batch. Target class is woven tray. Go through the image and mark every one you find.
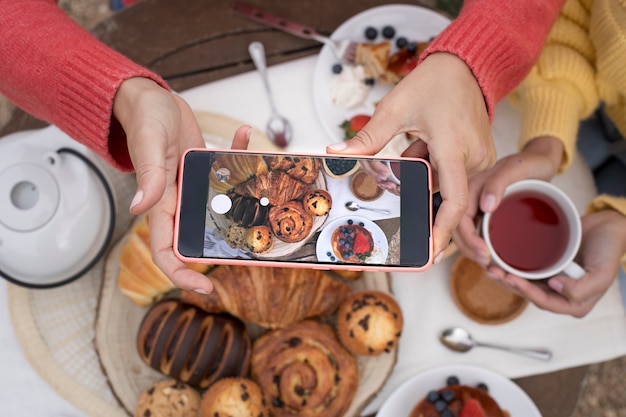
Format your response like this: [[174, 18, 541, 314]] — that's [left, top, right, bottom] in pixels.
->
[[96, 233, 396, 416]]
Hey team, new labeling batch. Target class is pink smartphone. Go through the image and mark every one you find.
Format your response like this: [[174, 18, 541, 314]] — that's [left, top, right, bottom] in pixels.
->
[[174, 148, 433, 272]]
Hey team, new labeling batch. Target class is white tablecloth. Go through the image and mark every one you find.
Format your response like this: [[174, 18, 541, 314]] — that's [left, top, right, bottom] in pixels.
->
[[1, 55, 625, 417]]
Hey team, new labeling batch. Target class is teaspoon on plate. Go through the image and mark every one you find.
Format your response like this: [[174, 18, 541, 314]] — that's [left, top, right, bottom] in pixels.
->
[[439, 327, 552, 361], [248, 41, 293, 148], [345, 201, 390, 215]]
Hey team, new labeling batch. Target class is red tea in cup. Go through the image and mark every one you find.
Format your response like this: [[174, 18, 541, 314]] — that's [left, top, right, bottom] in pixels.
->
[[488, 191, 569, 272]]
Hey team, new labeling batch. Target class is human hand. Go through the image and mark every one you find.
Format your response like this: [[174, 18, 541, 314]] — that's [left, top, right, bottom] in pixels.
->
[[113, 77, 252, 293], [453, 135, 564, 266], [327, 52, 495, 262], [486, 209, 626, 317]]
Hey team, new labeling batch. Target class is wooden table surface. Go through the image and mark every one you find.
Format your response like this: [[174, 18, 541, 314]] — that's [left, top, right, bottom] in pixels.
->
[[0, 1, 589, 416]]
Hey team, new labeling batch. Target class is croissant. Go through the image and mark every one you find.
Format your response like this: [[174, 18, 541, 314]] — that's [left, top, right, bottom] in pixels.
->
[[266, 155, 321, 184], [209, 152, 269, 194], [234, 171, 310, 206], [180, 265, 352, 328], [117, 216, 209, 306], [268, 201, 314, 243]]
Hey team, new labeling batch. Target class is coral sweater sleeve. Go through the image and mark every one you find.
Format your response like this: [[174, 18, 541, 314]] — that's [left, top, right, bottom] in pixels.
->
[[0, 0, 169, 171], [420, 0, 567, 121]]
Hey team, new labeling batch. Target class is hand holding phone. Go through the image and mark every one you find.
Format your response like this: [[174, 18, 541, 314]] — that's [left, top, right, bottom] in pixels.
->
[[175, 149, 432, 272]]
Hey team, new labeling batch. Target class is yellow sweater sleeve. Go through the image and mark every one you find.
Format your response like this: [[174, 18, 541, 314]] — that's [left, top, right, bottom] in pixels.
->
[[586, 195, 626, 270], [509, 0, 599, 173]]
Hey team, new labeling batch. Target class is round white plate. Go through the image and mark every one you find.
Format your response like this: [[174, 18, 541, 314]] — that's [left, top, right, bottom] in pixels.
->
[[316, 215, 388, 264], [377, 364, 542, 417], [312, 4, 451, 142]]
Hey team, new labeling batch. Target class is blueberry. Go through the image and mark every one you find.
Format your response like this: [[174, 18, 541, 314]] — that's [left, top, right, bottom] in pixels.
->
[[382, 25, 396, 39], [477, 382, 489, 392], [441, 410, 454, 417], [446, 375, 460, 386], [348, 219, 353, 225], [407, 42, 417, 54], [395, 36, 408, 49], [426, 390, 440, 403], [331, 63, 343, 74], [330, 256, 336, 261], [364, 26, 378, 40], [441, 389, 456, 403], [326, 252, 332, 257], [359, 222, 364, 226], [364, 77, 375, 86], [434, 400, 447, 413]]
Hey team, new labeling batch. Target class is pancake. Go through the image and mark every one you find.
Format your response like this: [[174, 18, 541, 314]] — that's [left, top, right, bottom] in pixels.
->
[[449, 256, 528, 325]]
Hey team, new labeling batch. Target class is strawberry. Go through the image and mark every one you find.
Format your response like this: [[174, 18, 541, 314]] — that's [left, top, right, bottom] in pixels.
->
[[353, 232, 371, 255], [340, 114, 371, 140], [387, 48, 419, 79], [459, 398, 488, 417]]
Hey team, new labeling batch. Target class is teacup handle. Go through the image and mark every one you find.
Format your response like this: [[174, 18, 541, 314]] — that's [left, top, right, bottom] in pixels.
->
[[563, 262, 586, 279]]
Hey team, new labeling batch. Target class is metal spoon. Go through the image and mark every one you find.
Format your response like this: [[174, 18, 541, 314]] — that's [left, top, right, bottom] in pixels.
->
[[345, 201, 390, 215], [248, 41, 292, 148], [439, 327, 552, 361]]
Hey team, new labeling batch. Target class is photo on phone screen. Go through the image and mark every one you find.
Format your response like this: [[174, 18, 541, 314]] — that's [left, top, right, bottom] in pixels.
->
[[176, 150, 432, 269]]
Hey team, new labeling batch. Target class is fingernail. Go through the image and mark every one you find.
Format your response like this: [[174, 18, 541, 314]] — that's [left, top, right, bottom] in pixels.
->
[[327, 142, 348, 151], [433, 251, 444, 265], [482, 194, 496, 213], [130, 189, 144, 210], [548, 279, 564, 293], [193, 288, 209, 295]]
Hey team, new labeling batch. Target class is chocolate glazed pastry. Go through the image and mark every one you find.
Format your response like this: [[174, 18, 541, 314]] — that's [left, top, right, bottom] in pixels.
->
[[268, 201, 314, 243], [251, 320, 358, 417], [136, 300, 251, 389]]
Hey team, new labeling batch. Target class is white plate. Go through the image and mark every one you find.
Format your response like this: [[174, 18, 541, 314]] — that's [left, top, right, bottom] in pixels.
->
[[312, 5, 451, 142], [316, 215, 388, 264], [377, 364, 542, 417]]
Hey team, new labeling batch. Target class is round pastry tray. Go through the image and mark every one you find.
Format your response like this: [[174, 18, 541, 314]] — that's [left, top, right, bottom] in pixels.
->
[[96, 230, 397, 416]]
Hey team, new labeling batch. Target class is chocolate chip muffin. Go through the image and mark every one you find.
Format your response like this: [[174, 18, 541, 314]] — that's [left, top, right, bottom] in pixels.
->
[[336, 290, 403, 356], [134, 379, 201, 417], [200, 378, 268, 417]]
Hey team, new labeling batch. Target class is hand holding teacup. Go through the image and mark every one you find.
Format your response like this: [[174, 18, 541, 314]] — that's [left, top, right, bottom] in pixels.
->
[[481, 179, 585, 280]]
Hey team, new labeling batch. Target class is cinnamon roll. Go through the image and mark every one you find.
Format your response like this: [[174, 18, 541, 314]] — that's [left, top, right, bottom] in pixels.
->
[[268, 201, 314, 243], [251, 320, 358, 417]]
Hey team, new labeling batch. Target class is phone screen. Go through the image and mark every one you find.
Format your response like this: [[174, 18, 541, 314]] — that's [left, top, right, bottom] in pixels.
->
[[176, 150, 431, 269]]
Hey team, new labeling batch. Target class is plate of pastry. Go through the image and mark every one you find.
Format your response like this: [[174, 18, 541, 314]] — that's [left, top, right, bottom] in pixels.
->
[[377, 364, 542, 417], [316, 216, 389, 264], [96, 215, 400, 417], [205, 153, 331, 259], [312, 4, 451, 142]]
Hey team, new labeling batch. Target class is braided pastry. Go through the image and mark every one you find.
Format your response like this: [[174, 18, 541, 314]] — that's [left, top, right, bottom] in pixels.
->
[[251, 320, 358, 417], [268, 201, 314, 243], [136, 299, 251, 389], [180, 265, 351, 329], [265, 155, 321, 184]]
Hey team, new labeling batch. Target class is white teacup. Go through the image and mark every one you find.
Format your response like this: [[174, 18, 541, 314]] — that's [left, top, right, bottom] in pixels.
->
[[482, 179, 585, 280]]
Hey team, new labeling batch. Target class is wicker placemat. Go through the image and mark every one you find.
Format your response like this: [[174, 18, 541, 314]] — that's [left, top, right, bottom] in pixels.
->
[[7, 112, 275, 417], [8, 162, 136, 417]]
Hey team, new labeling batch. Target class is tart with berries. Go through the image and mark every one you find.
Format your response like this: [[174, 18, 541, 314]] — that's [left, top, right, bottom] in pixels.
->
[[330, 220, 374, 263], [410, 375, 509, 417]]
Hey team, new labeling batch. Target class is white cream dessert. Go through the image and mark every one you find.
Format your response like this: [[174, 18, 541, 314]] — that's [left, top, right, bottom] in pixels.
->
[[330, 64, 369, 109]]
